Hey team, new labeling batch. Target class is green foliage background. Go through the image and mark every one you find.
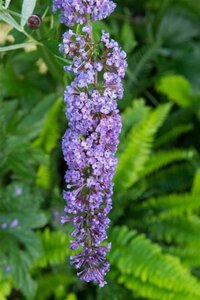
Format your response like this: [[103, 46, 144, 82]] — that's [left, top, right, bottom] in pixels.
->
[[1, 0, 200, 299]]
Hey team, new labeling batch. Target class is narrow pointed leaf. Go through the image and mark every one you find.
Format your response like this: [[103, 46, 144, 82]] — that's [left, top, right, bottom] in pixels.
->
[[0, 42, 34, 52], [4, 0, 12, 8], [0, 11, 22, 31], [20, 0, 37, 26]]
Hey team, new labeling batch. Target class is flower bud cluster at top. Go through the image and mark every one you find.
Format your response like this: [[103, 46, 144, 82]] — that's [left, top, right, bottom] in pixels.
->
[[53, 0, 127, 287]]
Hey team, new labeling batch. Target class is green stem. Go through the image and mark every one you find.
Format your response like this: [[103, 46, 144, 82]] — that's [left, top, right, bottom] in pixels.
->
[[22, 30, 42, 46]]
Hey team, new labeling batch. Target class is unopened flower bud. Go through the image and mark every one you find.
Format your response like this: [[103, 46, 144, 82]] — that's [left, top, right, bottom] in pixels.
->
[[27, 14, 42, 30]]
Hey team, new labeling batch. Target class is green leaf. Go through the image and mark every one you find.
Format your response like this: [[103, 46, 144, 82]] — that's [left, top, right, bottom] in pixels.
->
[[156, 75, 193, 107], [10, 228, 43, 260], [11, 252, 37, 299], [0, 42, 34, 52], [20, 0, 37, 27], [0, 211, 47, 229]]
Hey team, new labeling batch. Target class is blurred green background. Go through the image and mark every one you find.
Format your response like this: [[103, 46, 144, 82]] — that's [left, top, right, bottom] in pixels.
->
[[1, 0, 200, 299]]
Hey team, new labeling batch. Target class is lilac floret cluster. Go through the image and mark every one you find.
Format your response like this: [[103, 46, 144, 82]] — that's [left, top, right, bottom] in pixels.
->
[[53, 0, 127, 287], [53, 0, 116, 26]]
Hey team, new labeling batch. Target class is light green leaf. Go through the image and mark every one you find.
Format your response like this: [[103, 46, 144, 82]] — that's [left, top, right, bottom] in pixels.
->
[[4, 0, 12, 8], [156, 75, 193, 107], [0, 42, 34, 52], [21, 0, 37, 26], [0, 11, 22, 31]]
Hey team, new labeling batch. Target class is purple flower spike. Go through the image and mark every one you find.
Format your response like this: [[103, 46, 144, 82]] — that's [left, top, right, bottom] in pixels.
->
[[53, 0, 127, 287]]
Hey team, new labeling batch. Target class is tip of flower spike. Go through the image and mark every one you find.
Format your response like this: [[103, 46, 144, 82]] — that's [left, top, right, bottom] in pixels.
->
[[77, 268, 107, 288]]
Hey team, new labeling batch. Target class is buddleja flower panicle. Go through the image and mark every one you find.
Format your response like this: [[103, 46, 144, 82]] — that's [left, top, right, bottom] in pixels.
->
[[53, 0, 127, 287]]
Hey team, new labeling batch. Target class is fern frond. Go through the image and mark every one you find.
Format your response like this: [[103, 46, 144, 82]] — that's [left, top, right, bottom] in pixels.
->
[[155, 123, 193, 147], [110, 226, 200, 300], [111, 180, 147, 222], [120, 98, 150, 142], [166, 245, 200, 267], [127, 43, 160, 84], [141, 193, 200, 219], [175, 0, 200, 17], [33, 97, 62, 153], [97, 278, 133, 300], [114, 103, 172, 193], [36, 228, 71, 268], [32, 97, 62, 188], [140, 149, 194, 178], [147, 216, 200, 267], [146, 163, 194, 195], [155, 103, 197, 148], [147, 215, 200, 245], [158, 11, 199, 45], [35, 272, 76, 300]]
